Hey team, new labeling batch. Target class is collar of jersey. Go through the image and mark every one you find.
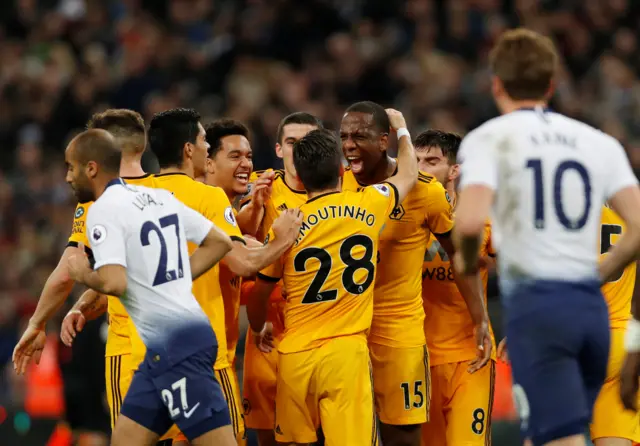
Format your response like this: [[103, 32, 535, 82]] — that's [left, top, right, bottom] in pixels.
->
[[105, 178, 126, 190], [512, 105, 550, 113], [306, 190, 340, 203], [155, 172, 191, 179]]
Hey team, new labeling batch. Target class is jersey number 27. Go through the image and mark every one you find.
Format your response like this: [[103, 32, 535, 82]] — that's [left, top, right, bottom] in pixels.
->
[[140, 213, 184, 286], [294, 235, 375, 304]]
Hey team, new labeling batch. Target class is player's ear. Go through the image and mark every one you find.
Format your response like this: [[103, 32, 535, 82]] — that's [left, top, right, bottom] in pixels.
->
[[379, 133, 389, 152], [275, 143, 284, 160], [545, 78, 556, 101], [339, 163, 345, 178], [86, 160, 98, 179], [449, 164, 460, 182], [184, 142, 194, 161]]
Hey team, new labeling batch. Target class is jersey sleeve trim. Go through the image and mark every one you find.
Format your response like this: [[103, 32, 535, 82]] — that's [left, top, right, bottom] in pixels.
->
[[488, 252, 496, 258], [231, 235, 246, 245], [67, 241, 94, 256], [382, 182, 399, 210], [257, 272, 280, 283], [93, 259, 127, 270]]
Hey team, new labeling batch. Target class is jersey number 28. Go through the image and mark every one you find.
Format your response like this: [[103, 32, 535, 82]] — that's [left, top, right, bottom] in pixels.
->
[[140, 213, 184, 286], [294, 235, 375, 304]]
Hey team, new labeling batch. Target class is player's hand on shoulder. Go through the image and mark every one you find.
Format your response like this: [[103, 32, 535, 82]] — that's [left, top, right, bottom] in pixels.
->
[[385, 108, 407, 131], [12, 323, 47, 375], [620, 352, 640, 411], [271, 208, 304, 244], [67, 243, 91, 283], [60, 310, 86, 347]]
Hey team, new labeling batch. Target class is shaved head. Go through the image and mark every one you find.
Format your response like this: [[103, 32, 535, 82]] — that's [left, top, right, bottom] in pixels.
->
[[65, 129, 122, 203], [69, 129, 122, 174]]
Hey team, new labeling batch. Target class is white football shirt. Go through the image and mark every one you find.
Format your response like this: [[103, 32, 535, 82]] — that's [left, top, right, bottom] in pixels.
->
[[86, 179, 213, 349], [459, 107, 638, 283]]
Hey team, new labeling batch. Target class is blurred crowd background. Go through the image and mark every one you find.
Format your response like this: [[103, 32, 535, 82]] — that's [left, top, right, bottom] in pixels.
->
[[1, 0, 640, 444]]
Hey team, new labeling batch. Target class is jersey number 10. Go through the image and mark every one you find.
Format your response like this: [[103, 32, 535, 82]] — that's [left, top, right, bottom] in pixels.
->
[[526, 159, 591, 230], [140, 213, 184, 286], [294, 235, 375, 304]]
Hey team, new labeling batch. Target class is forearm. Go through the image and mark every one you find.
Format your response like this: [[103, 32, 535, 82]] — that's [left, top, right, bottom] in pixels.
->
[[454, 272, 488, 326], [72, 289, 108, 320], [190, 244, 232, 280], [396, 133, 418, 179], [236, 202, 264, 237], [30, 265, 76, 328], [226, 240, 291, 277], [246, 280, 275, 332], [632, 261, 640, 320], [458, 233, 483, 273], [600, 230, 640, 284]]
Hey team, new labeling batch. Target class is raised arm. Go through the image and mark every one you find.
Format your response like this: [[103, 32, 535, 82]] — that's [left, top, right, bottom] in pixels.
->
[[222, 208, 303, 277], [384, 109, 418, 203]]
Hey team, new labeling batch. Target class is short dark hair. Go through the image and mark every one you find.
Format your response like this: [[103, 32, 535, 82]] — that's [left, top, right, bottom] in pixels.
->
[[73, 129, 121, 174], [293, 129, 342, 193], [489, 28, 559, 100], [414, 130, 462, 164], [87, 109, 146, 154], [205, 119, 250, 158], [345, 101, 390, 134], [148, 108, 201, 169], [276, 112, 323, 145]]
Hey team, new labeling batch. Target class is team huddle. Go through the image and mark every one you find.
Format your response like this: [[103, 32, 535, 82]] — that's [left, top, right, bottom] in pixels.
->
[[10, 27, 640, 446]]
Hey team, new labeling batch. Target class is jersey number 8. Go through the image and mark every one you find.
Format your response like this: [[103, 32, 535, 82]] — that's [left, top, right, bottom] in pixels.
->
[[294, 235, 375, 304], [140, 213, 184, 286]]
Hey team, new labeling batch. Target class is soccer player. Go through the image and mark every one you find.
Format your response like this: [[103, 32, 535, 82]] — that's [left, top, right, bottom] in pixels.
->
[[13, 109, 162, 440], [16, 128, 282, 445], [148, 108, 301, 444], [415, 130, 497, 446], [247, 109, 418, 445], [198, 118, 256, 444], [454, 28, 640, 446], [240, 112, 322, 446], [340, 102, 491, 446]]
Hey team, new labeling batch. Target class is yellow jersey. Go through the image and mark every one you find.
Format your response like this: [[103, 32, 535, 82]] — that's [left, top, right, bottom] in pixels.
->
[[137, 172, 244, 370], [221, 208, 242, 366], [260, 183, 398, 353], [342, 169, 454, 348], [245, 169, 308, 338], [600, 206, 636, 329], [67, 174, 157, 357], [422, 220, 497, 365]]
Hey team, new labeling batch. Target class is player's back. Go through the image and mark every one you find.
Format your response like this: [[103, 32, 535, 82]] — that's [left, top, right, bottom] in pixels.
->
[[600, 206, 636, 328], [263, 184, 396, 354], [461, 108, 631, 284], [87, 181, 208, 351]]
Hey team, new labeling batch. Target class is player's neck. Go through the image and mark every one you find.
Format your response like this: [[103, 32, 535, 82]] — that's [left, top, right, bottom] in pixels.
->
[[284, 169, 305, 192], [307, 186, 341, 200], [119, 154, 145, 178], [358, 156, 396, 185], [446, 184, 457, 209], [93, 175, 119, 200], [500, 99, 548, 115], [159, 165, 195, 179]]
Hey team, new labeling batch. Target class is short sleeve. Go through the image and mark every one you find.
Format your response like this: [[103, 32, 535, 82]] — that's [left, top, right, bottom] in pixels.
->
[[202, 186, 245, 244], [483, 221, 496, 257], [425, 182, 454, 236], [86, 203, 127, 270], [68, 203, 91, 249], [174, 196, 214, 245], [256, 227, 283, 282], [604, 139, 639, 199], [458, 130, 498, 191], [362, 183, 398, 232]]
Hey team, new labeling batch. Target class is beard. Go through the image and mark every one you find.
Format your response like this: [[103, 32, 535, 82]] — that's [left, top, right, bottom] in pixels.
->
[[75, 187, 95, 203]]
